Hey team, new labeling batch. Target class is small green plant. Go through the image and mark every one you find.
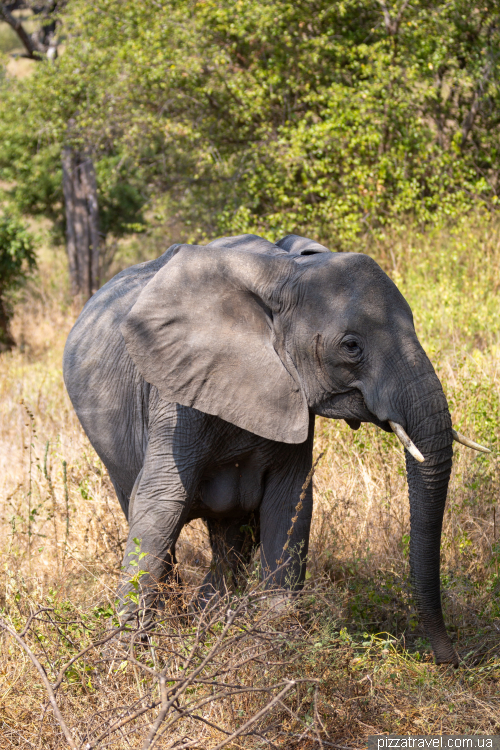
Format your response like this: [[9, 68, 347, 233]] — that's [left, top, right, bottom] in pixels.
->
[[122, 537, 148, 608]]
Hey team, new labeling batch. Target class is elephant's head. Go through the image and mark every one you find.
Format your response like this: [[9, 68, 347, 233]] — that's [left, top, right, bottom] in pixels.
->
[[122, 233, 489, 665]]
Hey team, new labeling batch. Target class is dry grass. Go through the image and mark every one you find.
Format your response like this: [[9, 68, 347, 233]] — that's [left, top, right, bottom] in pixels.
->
[[0, 224, 499, 747]]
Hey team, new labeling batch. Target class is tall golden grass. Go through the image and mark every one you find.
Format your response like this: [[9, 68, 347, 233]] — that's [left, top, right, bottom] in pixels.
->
[[0, 222, 499, 747]]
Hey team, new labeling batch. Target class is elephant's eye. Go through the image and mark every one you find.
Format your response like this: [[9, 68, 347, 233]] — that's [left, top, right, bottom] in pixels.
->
[[342, 338, 361, 355]]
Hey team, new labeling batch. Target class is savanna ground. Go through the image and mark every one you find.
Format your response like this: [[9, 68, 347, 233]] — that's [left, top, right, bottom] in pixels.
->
[[0, 219, 499, 748]]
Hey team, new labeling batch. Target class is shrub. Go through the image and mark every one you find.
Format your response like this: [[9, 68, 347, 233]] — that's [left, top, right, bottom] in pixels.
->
[[0, 212, 36, 351]]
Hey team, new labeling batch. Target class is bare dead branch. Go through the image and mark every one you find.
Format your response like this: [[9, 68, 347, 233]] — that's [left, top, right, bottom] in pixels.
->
[[209, 680, 297, 750], [52, 620, 139, 689], [19, 607, 55, 637]]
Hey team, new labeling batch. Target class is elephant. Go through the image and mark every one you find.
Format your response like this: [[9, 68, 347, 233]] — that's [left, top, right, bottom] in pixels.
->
[[63, 233, 489, 665]]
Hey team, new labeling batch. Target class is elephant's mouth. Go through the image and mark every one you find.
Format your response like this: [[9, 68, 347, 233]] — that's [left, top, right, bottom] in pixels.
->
[[316, 389, 490, 453], [315, 389, 392, 432]]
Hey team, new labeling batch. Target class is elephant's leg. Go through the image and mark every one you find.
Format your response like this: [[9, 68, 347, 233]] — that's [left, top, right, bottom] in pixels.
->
[[198, 514, 260, 605], [116, 492, 188, 623], [109, 475, 133, 519], [107, 466, 143, 522], [116, 400, 205, 622], [259, 440, 314, 592]]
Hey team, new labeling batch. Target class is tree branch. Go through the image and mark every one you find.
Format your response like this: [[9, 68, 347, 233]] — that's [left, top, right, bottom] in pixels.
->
[[377, 0, 410, 37], [0, 2, 44, 58]]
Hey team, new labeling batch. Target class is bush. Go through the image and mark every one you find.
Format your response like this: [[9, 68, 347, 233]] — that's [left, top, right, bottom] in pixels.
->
[[0, 212, 36, 351]]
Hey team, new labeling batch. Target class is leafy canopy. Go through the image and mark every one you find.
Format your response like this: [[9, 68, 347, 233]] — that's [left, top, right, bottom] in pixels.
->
[[0, 0, 499, 247]]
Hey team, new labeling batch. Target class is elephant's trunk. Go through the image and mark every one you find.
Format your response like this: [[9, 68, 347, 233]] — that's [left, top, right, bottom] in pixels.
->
[[406, 451, 457, 664], [400, 365, 458, 665]]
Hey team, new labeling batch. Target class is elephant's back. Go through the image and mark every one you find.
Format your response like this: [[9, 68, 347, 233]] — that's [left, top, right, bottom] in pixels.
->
[[63, 245, 179, 494], [63, 246, 179, 404], [65, 244, 179, 356]]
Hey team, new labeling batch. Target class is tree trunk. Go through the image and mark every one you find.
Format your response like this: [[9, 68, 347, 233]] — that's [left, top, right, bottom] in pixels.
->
[[61, 147, 100, 302]]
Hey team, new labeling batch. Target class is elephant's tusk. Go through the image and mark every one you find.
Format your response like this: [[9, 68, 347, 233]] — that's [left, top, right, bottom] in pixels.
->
[[389, 421, 425, 463], [451, 428, 491, 454]]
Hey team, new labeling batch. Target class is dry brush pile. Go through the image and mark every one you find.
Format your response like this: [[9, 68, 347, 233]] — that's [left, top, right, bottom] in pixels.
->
[[0, 222, 499, 747]]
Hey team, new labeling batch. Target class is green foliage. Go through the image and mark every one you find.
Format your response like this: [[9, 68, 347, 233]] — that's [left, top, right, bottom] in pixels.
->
[[0, 212, 36, 293], [1, 0, 500, 245], [122, 537, 148, 608]]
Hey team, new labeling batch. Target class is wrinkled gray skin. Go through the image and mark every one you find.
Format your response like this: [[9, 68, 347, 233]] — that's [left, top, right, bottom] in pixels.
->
[[63, 234, 458, 665]]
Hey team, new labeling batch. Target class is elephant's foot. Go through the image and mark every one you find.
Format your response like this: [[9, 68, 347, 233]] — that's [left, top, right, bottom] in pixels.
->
[[421, 615, 460, 666], [113, 577, 186, 643], [433, 645, 460, 667]]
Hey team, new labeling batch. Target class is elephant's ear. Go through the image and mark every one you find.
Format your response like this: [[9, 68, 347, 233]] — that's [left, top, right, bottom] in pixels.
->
[[276, 234, 330, 255], [121, 245, 309, 444]]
